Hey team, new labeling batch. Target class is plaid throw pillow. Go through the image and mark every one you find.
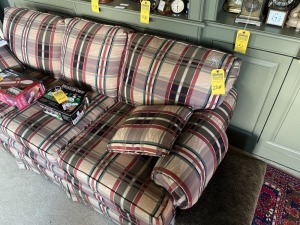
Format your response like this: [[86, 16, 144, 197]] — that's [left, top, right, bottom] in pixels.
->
[[61, 18, 127, 97], [107, 105, 192, 156], [119, 33, 242, 110], [3, 7, 65, 77]]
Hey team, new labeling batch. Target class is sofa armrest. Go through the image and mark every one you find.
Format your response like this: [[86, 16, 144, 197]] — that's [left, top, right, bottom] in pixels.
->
[[0, 45, 24, 72], [151, 88, 238, 209]]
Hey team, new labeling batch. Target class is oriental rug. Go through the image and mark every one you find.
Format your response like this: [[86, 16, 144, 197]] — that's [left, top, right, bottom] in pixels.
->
[[252, 165, 300, 225]]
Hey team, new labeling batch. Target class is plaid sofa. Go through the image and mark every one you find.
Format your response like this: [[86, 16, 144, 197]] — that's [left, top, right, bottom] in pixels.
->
[[0, 7, 241, 225]]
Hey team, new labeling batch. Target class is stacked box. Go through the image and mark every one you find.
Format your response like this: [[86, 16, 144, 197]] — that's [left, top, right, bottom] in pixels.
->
[[38, 84, 88, 125], [0, 70, 45, 110]]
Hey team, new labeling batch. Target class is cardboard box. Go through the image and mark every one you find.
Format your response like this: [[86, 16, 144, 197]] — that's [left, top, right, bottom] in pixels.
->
[[38, 84, 88, 125], [0, 70, 45, 110]]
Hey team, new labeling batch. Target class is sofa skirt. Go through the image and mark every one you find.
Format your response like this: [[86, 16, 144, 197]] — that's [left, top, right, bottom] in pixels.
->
[[0, 135, 175, 225]]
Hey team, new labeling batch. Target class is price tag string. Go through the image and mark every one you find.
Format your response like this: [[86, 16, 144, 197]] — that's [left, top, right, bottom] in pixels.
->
[[243, 2, 254, 31]]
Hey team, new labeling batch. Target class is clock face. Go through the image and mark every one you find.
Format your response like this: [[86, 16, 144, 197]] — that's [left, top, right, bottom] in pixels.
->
[[266, 9, 287, 26], [272, 0, 294, 7], [171, 0, 185, 13]]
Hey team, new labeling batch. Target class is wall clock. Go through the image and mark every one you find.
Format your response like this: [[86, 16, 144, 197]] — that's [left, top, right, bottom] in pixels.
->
[[266, 8, 288, 26]]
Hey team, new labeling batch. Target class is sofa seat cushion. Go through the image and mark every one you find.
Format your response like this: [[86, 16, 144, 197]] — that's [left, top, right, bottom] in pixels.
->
[[58, 102, 174, 225], [0, 92, 116, 161], [3, 7, 65, 77], [61, 18, 128, 97], [119, 33, 241, 110], [107, 105, 192, 156], [152, 88, 238, 209]]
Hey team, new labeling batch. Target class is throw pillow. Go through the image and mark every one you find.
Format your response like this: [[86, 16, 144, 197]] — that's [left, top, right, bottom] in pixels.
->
[[107, 105, 192, 156]]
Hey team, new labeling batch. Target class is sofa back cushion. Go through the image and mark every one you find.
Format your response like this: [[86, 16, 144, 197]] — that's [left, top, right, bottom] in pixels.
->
[[119, 33, 241, 110], [3, 7, 65, 77], [60, 18, 128, 97]]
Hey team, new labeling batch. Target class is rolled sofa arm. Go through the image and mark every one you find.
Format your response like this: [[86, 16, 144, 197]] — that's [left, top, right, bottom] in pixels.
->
[[151, 88, 238, 209]]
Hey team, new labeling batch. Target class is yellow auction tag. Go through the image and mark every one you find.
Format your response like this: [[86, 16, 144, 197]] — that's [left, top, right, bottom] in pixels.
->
[[53, 90, 69, 104], [234, 30, 250, 54], [91, 0, 100, 13], [211, 69, 225, 95], [140, 0, 150, 24]]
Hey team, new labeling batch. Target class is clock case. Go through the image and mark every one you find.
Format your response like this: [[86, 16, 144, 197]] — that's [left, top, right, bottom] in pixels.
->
[[265, 0, 297, 28], [266, 8, 288, 27], [235, 0, 268, 26]]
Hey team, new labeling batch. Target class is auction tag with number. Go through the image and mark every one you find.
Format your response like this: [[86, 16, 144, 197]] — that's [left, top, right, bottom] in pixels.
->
[[53, 90, 69, 104], [91, 0, 100, 13], [211, 69, 225, 95], [140, 0, 150, 24], [234, 29, 250, 54]]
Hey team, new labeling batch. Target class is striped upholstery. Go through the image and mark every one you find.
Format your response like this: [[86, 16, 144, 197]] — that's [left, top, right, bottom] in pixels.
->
[[0, 102, 16, 118], [107, 105, 192, 156], [0, 93, 116, 161], [152, 88, 238, 209], [0, 139, 170, 225], [58, 102, 174, 225], [61, 18, 128, 97], [119, 33, 241, 109], [3, 7, 65, 77], [0, 46, 24, 72]]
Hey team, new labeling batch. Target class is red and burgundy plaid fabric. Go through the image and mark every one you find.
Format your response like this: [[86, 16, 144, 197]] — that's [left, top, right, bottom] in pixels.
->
[[0, 46, 23, 72], [107, 105, 192, 156], [0, 93, 116, 161], [119, 33, 241, 110], [0, 138, 169, 225], [152, 88, 238, 209], [61, 18, 128, 97], [58, 102, 174, 225], [3, 7, 65, 77]]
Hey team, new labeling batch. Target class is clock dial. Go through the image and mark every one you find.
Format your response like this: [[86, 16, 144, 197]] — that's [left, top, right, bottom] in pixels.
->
[[171, 0, 185, 14], [266, 9, 288, 26], [271, 12, 283, 22]]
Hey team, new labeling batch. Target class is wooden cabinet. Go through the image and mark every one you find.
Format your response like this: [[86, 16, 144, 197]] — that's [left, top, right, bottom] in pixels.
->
[[254, 59, 300, 171], [201, 1, 300, 171], [212, 43, 292, 150]]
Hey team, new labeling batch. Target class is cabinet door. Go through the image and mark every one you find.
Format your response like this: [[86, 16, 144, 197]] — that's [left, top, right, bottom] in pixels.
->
[[254, 59, 300, 171], [212, 41, 292, 149]]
